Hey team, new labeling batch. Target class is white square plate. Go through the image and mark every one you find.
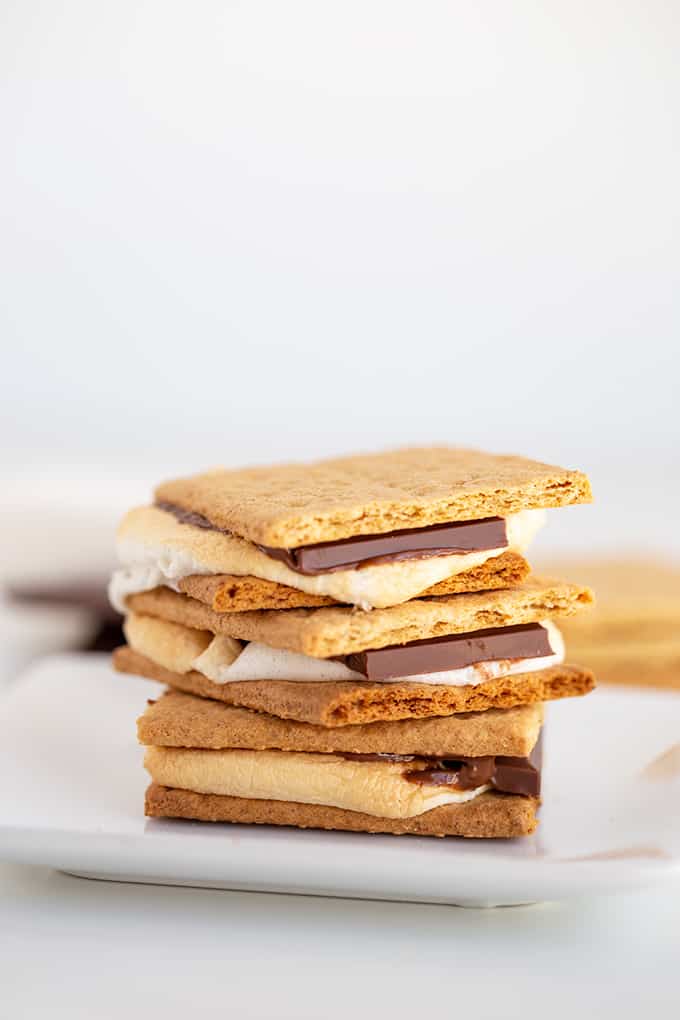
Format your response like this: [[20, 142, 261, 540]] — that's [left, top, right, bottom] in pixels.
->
[[1, 654, 679, 907]]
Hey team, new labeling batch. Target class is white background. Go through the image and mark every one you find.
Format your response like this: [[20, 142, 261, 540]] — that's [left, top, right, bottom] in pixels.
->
[[2, 1, 678, 480]]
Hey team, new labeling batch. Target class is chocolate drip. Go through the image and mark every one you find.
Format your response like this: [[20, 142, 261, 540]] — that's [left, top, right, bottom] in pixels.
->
[[156, 501, 220, 531], [338, 745, 541, 797], [404, 755, 540, 796]]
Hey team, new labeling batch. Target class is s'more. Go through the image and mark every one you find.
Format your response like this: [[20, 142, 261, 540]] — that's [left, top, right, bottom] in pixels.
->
[[139, 690, 544, 837], [110, 446, 595, 838], [109, 447, 591, 613]]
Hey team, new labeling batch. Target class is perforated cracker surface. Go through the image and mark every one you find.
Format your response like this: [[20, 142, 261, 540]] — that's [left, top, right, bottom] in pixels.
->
[[155, 446, 591, 546]]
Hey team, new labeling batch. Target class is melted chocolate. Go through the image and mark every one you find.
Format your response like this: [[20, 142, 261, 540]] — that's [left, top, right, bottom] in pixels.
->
[[155, 501, 508, 575], [341, 623, 552, 682], [404, 755, 540, 796], [338, 746, 541, 797], [156, 501, 219, 531], [255, 518, 508, 575]]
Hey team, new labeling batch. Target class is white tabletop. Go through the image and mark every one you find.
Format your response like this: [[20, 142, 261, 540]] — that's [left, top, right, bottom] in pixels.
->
[[1, 862, 678, 1019]]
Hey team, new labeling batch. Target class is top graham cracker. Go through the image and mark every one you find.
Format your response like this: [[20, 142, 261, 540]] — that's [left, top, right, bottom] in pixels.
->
[[154, 447, 592, 548]]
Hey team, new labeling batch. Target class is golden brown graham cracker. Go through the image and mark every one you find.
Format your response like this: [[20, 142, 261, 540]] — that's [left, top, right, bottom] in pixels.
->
[[177, 550, 530, 613], [115, 646, 593, 727], [541, 558, 680, 690], [558, 641, 680, 691], [138, 689, 543, 757], [155, 446, 591, 547], [547, 560, 680, 640], [145, 785, 538, 838], [127, 576, 592, 658]]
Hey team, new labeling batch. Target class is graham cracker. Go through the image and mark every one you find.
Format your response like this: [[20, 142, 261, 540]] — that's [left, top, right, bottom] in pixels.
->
[[541, 558, 680, 690], [548, 559, 680, 638], [154, 446, 591, 547], [544, 558, 680, 615], [126, 575, 593, 658], [177, 550, 530, 613], [145, 785, 539, 837], [138, 688, 543, 756], [115, 645, 594, 726], [559, 643, 680, 691]]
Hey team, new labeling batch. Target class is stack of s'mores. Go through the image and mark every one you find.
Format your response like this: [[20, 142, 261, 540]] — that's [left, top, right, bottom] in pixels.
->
[[110, 448, 595, 839]]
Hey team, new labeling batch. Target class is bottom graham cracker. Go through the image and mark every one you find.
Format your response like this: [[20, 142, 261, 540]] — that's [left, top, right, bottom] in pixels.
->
[[145, 785, 538, 838]]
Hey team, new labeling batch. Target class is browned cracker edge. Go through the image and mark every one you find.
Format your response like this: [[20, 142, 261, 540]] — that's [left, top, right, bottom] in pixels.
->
[[115, 645, 594, 727], [145, 785, 539, 838], [138, 688, 543, 757], [154, 446, 591, 546], [127, 576, 593, 658], [178, 550, 531, 613]]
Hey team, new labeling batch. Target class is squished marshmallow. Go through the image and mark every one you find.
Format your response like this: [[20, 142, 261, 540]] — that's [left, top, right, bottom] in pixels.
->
[[123, 610, 564, 688], [195, 622, 564, 686], [109, 506, 545, 612], [144, 746, 490, 819]]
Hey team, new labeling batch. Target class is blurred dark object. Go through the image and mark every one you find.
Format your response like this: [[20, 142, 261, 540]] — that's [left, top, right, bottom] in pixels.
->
[[8, 580, 123, 652]]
